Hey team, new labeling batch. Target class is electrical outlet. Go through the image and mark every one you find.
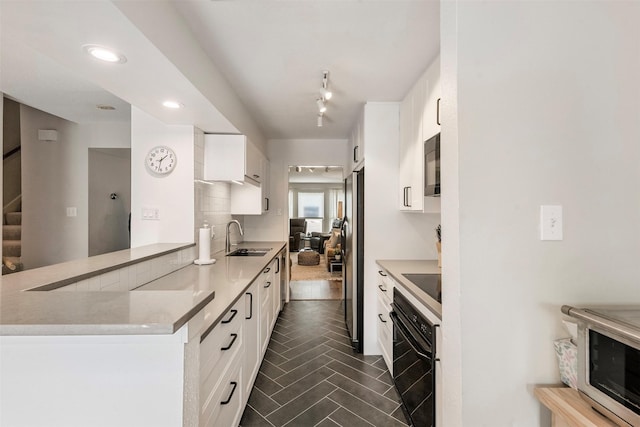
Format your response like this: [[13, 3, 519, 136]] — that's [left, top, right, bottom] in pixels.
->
[[142, 207, 160, 220], [540, 205, 562, 240], [66, 207, 77, 217]]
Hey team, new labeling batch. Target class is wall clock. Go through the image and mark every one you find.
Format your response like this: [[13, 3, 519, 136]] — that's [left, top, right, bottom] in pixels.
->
[[145, 145, 177, 176]]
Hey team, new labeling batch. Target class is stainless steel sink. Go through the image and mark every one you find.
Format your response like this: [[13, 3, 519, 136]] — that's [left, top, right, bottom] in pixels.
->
[[226, 248, 272, 257]]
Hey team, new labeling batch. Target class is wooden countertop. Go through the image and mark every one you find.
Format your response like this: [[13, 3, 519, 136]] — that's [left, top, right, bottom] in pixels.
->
[[534, 387, 618, 427]]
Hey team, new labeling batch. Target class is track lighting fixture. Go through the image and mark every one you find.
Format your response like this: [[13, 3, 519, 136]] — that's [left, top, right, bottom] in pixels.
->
[[320, 70, 332, 100], [316, 98, 327, 113], [295, 166, 301, 172], [317, 113, 323, 127]]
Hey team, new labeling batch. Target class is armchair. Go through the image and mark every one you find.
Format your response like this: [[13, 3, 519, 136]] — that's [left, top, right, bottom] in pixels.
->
[[289, 218, 307, 252], [324, 227, 342, 271]]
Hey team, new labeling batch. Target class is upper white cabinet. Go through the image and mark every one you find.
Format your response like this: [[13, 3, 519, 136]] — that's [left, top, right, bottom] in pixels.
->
[[349, 109, 365, 171], [204, 134, 265, 184], [204, 134, 270, 215], [398, 55, 441, 213]]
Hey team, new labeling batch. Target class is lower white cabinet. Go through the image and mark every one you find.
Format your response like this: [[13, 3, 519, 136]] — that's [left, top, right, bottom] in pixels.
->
[[200, 298, 244, 427], [243, 282, 260, 402], [260, 266, 273, 356], [377, 269, 394, 373]]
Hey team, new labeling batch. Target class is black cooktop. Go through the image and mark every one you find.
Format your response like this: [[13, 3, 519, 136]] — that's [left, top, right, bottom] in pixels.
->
[[402, 273, 442, 303]]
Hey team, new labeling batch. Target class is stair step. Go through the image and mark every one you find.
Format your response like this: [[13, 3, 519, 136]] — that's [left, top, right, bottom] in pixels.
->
[[5, 212, 22, 225], [2, 256, 23, 275], [3, 240, 21, 257], [3, 224, 21, 240]]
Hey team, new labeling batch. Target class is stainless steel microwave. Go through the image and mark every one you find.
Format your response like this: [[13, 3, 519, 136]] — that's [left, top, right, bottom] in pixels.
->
[[425, 133, 440, 197], [563, 305, 640, 426]]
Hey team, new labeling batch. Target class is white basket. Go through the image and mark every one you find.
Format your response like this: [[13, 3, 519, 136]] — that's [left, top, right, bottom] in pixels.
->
[[553, 338, 578, 389]]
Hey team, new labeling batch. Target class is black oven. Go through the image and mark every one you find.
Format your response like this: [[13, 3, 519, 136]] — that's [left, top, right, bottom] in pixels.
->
[[390, 289, 436, 427]]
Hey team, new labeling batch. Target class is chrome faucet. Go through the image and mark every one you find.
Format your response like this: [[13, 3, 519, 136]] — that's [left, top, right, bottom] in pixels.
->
[[225, 220, 244, 253]]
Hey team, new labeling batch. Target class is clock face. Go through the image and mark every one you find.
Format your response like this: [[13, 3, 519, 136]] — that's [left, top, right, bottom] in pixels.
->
[[145, 146, 177, 175]]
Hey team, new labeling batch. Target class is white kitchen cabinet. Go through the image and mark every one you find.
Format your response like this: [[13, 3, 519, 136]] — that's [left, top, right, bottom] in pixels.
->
[[204, 134, 271, 215], [376, 269, 394, 373], [398, 55, 441, 213], [243, 282, 260, 403], [259, 265, 273, 356], [349, 109, 365, 171], [200, 298, 244, 427], [204, 134, 263, 184]]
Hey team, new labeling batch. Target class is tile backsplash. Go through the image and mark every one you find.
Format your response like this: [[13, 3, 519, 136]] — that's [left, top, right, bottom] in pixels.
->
[[194, 131, 243, 257]]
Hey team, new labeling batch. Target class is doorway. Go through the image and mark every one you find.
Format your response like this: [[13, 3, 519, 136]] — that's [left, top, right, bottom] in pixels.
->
[[88, 148, 131, 256], [288, 165, 344, 300]]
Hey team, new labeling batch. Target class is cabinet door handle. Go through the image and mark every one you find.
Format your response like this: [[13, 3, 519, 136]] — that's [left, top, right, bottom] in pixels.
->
[[265, 197, 269, 211], [437, 98, 441, 126], [221, 333, 238, 351], [378, 270, 387, 277], [378, 284, 387, 292], [275, 257, 280, 274], [263, 267, 271, 274], [246, 292, 253, 319], [353, 146, 358, 163], [221, 309, 238, 324], [378, 314, 387, 323], [264, 281, 271, 288], [220, 381, 238, 405], [406, 186, 412, 207], [253, 174, 260, 179]]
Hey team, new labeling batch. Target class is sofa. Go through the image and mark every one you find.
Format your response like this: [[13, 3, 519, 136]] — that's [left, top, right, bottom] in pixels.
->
[[324, 219, 343, 271], [289, 218, 307, 252]]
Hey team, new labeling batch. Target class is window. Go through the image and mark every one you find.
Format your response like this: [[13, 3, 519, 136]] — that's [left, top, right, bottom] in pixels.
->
[[297, 192, 324, 218]]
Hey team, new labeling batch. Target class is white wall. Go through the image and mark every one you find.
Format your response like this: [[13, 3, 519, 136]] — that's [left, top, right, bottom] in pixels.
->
[[442, 2, 640, 425], [20, 105, 87, 268], [243, 139, 349, 242], [361, 103, 441, 354], [130, 107, 194, 247]]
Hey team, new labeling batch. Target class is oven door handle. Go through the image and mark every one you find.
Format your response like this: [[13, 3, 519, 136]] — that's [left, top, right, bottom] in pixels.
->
[[390, 310, 433, 361]]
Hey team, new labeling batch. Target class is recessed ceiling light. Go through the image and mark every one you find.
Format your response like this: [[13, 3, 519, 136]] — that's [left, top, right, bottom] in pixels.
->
[[83, 44, 127, 64], [162, 100, 183, 109]]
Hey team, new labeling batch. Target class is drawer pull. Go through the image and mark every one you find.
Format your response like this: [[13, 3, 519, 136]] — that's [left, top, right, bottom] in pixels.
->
[[378, 284, 387, 292], [264, 281, 271, 288], [221, 333, 238, 351], [263, 267, 271, 273], [378, 314, 387, 323], [220, 381, 238, 405], [221, 309, 238, 324], [246, 292, 253, 319], [378, 270, 387, 277]]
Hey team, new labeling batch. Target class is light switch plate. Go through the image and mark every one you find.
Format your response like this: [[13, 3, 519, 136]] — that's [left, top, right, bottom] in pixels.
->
[[540, 205, 562, 240], [66, 207, 77, 217], [141, 207, 160, 220]]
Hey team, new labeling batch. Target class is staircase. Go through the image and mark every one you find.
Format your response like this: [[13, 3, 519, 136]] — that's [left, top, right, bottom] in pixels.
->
[[3, 211, 23, 275]]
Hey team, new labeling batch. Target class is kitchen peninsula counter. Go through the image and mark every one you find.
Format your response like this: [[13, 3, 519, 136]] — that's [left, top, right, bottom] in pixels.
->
[[0, 242, 286, 336]]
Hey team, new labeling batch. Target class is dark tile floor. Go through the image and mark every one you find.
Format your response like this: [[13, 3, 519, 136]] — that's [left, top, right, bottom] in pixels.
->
[[240, 300, 409, 427]]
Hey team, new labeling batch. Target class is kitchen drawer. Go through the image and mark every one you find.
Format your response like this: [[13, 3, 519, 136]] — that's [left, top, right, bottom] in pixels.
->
[[377, 294, 393, 374], [377, 269, 393, 307], [200, 299, 244, 404], [200, 353, 243, 427]]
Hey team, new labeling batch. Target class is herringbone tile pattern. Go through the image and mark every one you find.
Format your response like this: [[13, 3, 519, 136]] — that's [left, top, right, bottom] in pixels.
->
[[240, 300, 409, 427]]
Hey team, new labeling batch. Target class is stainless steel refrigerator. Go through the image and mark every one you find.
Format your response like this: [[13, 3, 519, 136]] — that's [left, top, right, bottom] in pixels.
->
[[342, 168, 364, 353]]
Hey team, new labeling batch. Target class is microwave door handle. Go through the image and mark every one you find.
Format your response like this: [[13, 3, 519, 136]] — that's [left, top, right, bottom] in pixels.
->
[[389, 310, 433, 362]]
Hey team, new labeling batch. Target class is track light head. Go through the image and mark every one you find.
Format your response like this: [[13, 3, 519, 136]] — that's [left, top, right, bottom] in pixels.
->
[[320, 70, 333, 100], [316, 98, 327, 113], [317, 114, 323, 127]]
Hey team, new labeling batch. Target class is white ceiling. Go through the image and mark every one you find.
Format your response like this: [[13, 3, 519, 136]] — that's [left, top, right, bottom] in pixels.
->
[[0, 0, 440, 141]]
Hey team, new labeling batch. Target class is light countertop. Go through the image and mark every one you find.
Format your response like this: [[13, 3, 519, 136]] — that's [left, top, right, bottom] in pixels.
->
[[376, 259, 441, 319], [0, 242, 286, 336]]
